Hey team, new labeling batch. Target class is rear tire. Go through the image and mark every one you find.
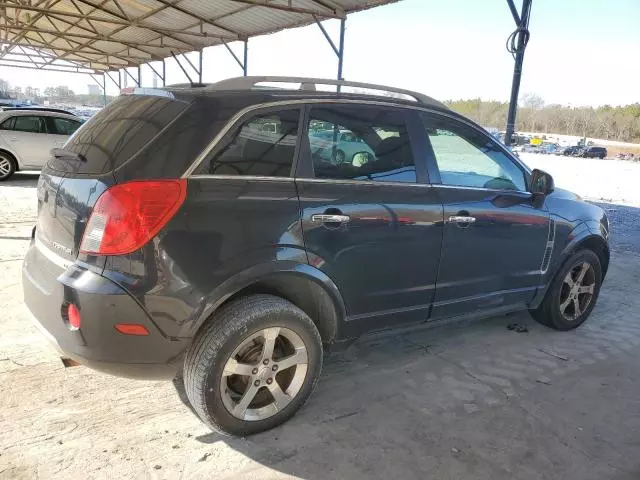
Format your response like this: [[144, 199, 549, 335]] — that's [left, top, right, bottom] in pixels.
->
[[183, 294, 323, 436], [0, 152, 17, 181], [530, 250, 602, 331]]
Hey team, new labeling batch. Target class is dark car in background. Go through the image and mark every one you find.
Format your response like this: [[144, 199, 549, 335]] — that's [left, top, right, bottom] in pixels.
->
[[582, 146, 607, 159], [562, 145, 583, 156], [23, 77, 610, 436]]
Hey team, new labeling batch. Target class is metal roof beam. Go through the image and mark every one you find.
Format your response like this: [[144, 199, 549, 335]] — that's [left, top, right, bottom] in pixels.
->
[[230, 0, 344, 18], [309, 0, 345, 17], [151, 0, 244, 39], [17, 37, 151, 64], [0, 57, 105, 71], [0, 60, 98, 73], [0, 3, 239, 41], [74, 0, 200, 49], [2, 0, 61, 50], [3, 25, 189, 53]]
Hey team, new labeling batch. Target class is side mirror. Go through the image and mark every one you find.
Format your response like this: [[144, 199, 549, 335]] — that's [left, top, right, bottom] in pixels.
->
[[531, 168, 555, 195]]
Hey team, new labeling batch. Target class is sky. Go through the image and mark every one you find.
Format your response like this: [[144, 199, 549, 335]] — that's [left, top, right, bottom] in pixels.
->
[[1, 0, 638, 106]]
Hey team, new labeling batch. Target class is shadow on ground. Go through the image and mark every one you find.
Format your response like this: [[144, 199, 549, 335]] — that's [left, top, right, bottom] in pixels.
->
[[1, 172, 39, 188]]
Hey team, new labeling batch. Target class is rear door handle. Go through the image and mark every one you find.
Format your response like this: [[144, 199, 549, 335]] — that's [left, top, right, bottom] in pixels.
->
[[311, 214, 351, 223], [448, 215, 476, 225]]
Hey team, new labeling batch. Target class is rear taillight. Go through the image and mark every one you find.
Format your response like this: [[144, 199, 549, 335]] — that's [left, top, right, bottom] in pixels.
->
[[80, 179, 187, 255]]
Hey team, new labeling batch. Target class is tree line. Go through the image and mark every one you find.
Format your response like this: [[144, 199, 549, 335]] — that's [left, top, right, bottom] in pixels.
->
[[447, 94, 640, 144], [0, 78, 111, 106]]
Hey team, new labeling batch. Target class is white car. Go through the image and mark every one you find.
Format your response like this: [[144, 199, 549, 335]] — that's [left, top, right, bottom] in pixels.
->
[[0, 109, 84, 180]]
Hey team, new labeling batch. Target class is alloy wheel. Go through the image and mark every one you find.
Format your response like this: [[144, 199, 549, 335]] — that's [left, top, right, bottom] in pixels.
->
[[0, 157, 12, 179], [220, 327, 308, 421], [559, 261, 596, 322]]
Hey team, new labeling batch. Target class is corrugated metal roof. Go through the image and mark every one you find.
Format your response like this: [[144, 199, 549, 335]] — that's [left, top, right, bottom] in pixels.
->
[[0, 0, 399, 74]]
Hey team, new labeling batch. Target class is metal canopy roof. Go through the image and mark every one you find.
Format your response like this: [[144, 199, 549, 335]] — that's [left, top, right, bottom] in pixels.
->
[[0, 0, 397, 74]]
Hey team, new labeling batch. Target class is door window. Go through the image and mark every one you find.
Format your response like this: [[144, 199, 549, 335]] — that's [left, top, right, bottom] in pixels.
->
[[307, 105, 416, 183], [199, 109, 300, 177], [49, 117, 83, 135], [0, 117, 15, 130], [421, 113, 526, 191], [12, 116, 46, 133]]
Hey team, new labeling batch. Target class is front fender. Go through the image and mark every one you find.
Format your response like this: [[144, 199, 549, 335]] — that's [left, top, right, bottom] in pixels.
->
[[530, 220, 608, 308], [178, 260, 346, 339]]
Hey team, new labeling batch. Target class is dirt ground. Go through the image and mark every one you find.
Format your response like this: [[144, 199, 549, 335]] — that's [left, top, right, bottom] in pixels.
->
[[2, 173, 640, 480]]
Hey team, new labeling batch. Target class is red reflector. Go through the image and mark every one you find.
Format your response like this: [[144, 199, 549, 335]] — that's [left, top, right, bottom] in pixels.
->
[[80, 179, 187, 255], [68, 304, 81, 330], [114, 323, 150, 336]]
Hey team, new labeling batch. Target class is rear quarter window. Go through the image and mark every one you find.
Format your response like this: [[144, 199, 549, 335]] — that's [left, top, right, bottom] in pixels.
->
[[47, 95, 189, 174]]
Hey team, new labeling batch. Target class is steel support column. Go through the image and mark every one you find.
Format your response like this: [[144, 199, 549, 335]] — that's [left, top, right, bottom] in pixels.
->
[[162, 59, 166, 86], [314, 15, 347, 87], [504, 0, 532, 146], [89, 73, 108, 106], [123, 67, 140, 87], [138, 66, 142, 87], [147, 61, 165, 87], [198, 50, 203, 83], [337, 18, 345, 82], [222, 41, 248, 75], [243, 41, 248, 76]]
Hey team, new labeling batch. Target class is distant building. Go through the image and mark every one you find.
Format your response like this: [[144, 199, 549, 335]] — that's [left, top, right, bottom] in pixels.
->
[[87, 84, 101, 96]]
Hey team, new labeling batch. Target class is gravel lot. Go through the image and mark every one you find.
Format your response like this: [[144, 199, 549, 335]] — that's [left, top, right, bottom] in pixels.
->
[[2, 167, 640, 480]]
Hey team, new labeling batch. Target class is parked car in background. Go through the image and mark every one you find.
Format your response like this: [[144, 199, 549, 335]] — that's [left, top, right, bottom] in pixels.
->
[[539, 142, 561, 155], [23, 77, 610, 437], [0, 109, 84, 180], [521, 144, 540, 154], [582, 146, 607, 159], [310, 129, 376, 164], [562, 145, 583, 156]]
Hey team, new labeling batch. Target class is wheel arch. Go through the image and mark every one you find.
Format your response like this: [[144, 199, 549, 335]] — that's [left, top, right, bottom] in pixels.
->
[[572, 234, 610, 278], [188, 261, 346, 345], [531, 228, 609, 309]]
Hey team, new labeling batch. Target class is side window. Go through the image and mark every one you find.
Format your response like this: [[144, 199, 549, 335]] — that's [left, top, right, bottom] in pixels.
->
[[307, 105, 416, 183], [0, 117, 15, 130], [203, 109, 300, 177], [12, 116, 46, 134], [422, 113, 526, 191], [50, 117, 83, 135]]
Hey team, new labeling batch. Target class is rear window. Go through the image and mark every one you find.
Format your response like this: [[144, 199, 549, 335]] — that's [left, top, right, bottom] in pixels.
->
[[47, 95, 189, 174]]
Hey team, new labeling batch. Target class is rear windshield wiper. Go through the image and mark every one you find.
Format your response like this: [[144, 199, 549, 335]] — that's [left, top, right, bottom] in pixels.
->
[[51, 148, 87, 162]]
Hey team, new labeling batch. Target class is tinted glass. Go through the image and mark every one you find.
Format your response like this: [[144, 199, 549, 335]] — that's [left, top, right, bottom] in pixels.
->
[[422, 113, 526, 191], [202, 109, 300, 177], [0, 117, 14, 130], [51, 117, 83, 135], [13, 116, 45, 133], [48, 94, 189, 174], [308, 105, 416, 183]]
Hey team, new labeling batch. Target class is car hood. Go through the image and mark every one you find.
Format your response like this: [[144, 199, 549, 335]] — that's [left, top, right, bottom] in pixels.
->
[[548, 187, 581, 201]]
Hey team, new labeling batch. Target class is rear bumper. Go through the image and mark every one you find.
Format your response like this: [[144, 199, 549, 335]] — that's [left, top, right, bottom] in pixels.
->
[[22, 241, 186, 380]]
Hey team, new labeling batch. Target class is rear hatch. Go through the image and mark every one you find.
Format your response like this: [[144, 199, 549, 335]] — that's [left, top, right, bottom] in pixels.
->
[[33, 94, 190, 270]]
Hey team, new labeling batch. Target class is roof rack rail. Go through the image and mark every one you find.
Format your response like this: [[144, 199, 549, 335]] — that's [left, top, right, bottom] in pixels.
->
[[206, 76, 446, 109]]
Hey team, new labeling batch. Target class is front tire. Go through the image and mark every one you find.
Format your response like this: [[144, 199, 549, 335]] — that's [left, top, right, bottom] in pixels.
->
[[531, 250, 602, 331], [183, 294, 323, 436]]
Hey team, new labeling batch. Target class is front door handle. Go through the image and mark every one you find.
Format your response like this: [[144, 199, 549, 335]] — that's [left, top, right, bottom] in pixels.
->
[[448, 215, 476, 227], [311, 214, 351, 224]]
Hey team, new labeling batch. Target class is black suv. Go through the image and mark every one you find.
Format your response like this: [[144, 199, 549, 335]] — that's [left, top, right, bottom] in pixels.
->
[[582, 146, 607, 159], [23, 77, 610, 436]]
